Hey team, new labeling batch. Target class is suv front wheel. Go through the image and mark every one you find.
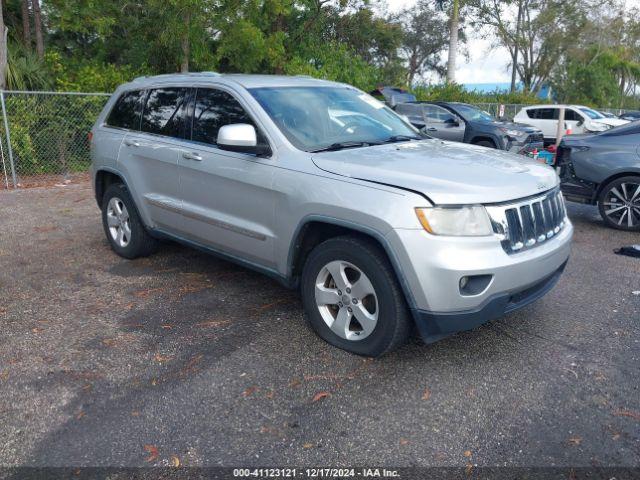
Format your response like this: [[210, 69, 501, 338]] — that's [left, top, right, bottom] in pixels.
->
[[101, 183, 159, 259], [301, 236, 411, 357]]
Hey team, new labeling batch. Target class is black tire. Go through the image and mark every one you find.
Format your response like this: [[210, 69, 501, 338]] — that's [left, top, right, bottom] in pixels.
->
[[597, 176, 640, 232], [300, 236, 412, 357], [101, 183, 159, 259], [474, 139, 496, 148]]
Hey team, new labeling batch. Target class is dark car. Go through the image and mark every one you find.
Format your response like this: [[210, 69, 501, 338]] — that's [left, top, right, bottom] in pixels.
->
[[369, 86, 417, 108], [557, 121, 640, 231], [620, 110, 640, 122], [394, 101, 544, 154]]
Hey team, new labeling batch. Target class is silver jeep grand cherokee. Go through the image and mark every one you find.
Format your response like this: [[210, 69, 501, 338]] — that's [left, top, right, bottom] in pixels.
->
[[91, 73, 572, 357]]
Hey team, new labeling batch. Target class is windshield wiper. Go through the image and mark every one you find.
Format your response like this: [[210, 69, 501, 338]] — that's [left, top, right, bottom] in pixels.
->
[[382, 135, 422, 143], [310, 141, 382, 153]]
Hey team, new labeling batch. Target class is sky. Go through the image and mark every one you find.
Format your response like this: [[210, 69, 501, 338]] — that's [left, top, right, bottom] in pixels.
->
[[383, 0, 640, 86]]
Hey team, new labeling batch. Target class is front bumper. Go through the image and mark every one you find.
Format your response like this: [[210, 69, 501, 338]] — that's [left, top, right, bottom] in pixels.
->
[[507, 139, 544, 154], [386, 220, 572, 342], [413, 260, 567, 342]]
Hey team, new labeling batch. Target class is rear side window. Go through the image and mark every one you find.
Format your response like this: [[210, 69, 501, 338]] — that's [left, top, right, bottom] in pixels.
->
[[106, 90, 145, 130], [192, 88, 258, 145], [141, 88, 189, 138], [527, 108, 558, 120], [424, 105, 456, 123]]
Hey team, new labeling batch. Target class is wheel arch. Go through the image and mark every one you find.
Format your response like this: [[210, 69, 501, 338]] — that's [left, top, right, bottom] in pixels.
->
[[593, 170, 640, 202], [470, 135, 499, 148], [286, 216, 418, 311], [94, 168, 128, 208]]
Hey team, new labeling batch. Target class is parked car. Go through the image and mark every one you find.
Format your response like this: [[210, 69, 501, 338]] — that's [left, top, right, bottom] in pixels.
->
[[514, 104, 630, 142], [91, 73, 572, 356], [620, 111, 640, 122], [369, 86, 417, 108], [557, 121, 640, 231], [598, 111, 617, 119], [394, 101, 544, 154]]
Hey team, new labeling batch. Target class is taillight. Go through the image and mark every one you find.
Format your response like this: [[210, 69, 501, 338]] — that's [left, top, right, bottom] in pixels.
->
[[88, 131, 94, 143]]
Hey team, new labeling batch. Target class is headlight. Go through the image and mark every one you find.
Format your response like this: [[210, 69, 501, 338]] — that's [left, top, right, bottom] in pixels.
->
[[415, 206, 493, 236], [499, 127, 525, 137], [587, 122, 611, 132]]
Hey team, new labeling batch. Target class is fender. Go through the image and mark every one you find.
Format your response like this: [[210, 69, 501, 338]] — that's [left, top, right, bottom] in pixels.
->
[[287, 214, 419, 311]]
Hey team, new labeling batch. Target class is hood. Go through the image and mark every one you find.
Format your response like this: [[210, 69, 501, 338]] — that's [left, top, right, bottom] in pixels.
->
[[312, 139, 559, 205], [596, 118, 629, 127], [489, 120, 541, 133]]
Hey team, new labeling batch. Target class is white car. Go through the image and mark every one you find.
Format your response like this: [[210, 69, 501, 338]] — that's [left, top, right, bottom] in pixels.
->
[[514, 104, 629, 141]]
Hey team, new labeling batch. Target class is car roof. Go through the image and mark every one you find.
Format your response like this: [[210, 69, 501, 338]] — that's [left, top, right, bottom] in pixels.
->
[[525, 104, 587, 109], [123, 72, 346, 90]]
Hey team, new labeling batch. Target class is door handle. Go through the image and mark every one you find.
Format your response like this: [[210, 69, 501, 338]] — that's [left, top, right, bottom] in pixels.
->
[[426, 127, 437, 132], [124, 139, 140, 147], [182, 152, 203, 161]]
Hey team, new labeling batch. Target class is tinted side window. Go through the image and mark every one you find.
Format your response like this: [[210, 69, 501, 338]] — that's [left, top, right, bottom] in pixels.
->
[[192, 88, 258, 145], [529, 108, 558, 120], [106, 90, 145, 130], [564, 109, 582, 121], [141, 88, 189, 138], [395, 104, 416, 115]]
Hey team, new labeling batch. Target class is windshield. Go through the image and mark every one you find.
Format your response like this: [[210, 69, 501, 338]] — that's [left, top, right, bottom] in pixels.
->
[[579, 107, 604, 119], [249, 86, 419, 152], [450, 104, 495, 123]]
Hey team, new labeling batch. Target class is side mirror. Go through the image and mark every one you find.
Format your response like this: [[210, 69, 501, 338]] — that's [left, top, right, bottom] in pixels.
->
[[445, 117, 460, 126], [576, 119, 584, 127], [217, 124, 270, 155]]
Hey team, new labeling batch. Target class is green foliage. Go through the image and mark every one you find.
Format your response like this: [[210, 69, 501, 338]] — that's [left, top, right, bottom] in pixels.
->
[[552, 46, 640, 108], [4, 94, 109, 175], [47, 52, 147, 92], [412, 83, 542, 104], [284, 43, 383, 91], [6, 43, 53, 90]]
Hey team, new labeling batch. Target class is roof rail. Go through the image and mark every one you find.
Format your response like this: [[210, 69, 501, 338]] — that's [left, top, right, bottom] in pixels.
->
[[132, 71, 221, 82]]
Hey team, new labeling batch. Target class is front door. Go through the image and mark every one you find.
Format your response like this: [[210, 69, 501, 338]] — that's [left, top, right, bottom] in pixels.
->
[[177, 87, 277, 269], [422, 105, 466, 142]]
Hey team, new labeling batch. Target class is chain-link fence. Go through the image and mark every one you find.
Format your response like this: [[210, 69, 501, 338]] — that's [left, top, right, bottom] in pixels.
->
[[0, 91, 111, 189], [0, 91, 634, 189]]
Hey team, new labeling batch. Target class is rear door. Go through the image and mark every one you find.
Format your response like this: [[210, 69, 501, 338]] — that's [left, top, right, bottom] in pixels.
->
[[119, 87, 189, 232], [527, 108, 559, 139], [176, 87, 277, 268], [422, 105, 465, 142]]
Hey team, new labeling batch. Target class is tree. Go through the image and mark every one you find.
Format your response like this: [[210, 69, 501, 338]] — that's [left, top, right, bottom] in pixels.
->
[[0, 0, 7, 89], [471, 0, 593, 93], [32, 0, 43, 58], [395, 1, 449, 85], [445, 0, 460, 83], [21, 0, 31, 49]]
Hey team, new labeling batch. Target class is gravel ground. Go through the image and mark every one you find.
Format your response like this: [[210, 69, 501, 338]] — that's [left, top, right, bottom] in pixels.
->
[[0, 182, 639, 469]]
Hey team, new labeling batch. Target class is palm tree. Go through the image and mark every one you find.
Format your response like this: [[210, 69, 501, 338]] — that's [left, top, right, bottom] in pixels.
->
[[437, 0, 460, 83]]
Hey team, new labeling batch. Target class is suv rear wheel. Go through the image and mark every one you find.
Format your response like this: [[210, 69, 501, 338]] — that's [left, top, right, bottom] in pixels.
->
[[597, 176, 640, 231], [101, 183, 159, 258], [301, 236, 411, 357]]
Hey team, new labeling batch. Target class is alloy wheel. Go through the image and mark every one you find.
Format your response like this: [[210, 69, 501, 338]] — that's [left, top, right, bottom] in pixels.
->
[[602, 182, 640, 228], [106, 197, 132, 247], [314, 260, 379, 341]]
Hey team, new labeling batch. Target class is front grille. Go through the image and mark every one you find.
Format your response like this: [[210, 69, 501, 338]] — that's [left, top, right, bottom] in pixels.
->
[[485, 189, 568, 254], [525, 133, 544, 144]]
